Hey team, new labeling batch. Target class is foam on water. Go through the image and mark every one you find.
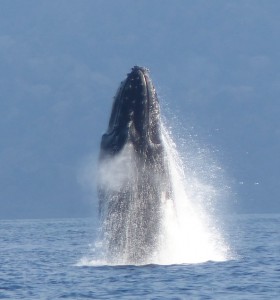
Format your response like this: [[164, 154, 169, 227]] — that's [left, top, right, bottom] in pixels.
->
[[79, 121, 232, 266]]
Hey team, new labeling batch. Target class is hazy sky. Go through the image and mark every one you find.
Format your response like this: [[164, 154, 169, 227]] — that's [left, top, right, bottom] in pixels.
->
[[1, 0, 280, 219]]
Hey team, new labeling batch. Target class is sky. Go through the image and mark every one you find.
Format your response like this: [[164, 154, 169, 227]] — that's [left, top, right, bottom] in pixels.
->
[[0, 0, 280, 219]]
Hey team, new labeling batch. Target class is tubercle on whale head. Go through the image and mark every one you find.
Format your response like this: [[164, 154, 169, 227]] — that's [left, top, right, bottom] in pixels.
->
[[101, 66, 162, 155]]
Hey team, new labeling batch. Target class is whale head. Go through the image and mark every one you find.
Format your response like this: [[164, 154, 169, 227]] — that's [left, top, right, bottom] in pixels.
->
[[101, 66, 162, 155]]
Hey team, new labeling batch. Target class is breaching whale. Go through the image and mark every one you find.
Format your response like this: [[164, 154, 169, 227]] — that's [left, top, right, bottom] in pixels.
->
[[98, 66, 172, 264]]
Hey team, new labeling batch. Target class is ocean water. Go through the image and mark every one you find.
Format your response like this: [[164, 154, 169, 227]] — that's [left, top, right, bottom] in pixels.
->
[[0, 214, 279, 299]]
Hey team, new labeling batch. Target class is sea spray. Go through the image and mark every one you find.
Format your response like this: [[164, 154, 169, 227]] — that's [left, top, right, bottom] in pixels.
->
[[157, 124, 230, 264], [78, 120, 231, 266]]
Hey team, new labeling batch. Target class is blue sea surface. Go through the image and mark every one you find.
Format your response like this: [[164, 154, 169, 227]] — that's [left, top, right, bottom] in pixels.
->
[[0, 214, 279, 299]]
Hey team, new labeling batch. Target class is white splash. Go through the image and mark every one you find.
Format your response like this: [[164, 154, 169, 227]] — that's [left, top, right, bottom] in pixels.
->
[[78, 122, 232, 266], [156, 126, 230, 264]]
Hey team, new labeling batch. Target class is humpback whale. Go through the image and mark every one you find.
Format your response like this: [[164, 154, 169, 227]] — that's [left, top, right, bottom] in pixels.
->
[[98, 66, 172, 264]]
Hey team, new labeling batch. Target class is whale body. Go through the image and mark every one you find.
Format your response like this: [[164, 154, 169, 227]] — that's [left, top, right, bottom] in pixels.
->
[[98, 66, 172, 264]]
